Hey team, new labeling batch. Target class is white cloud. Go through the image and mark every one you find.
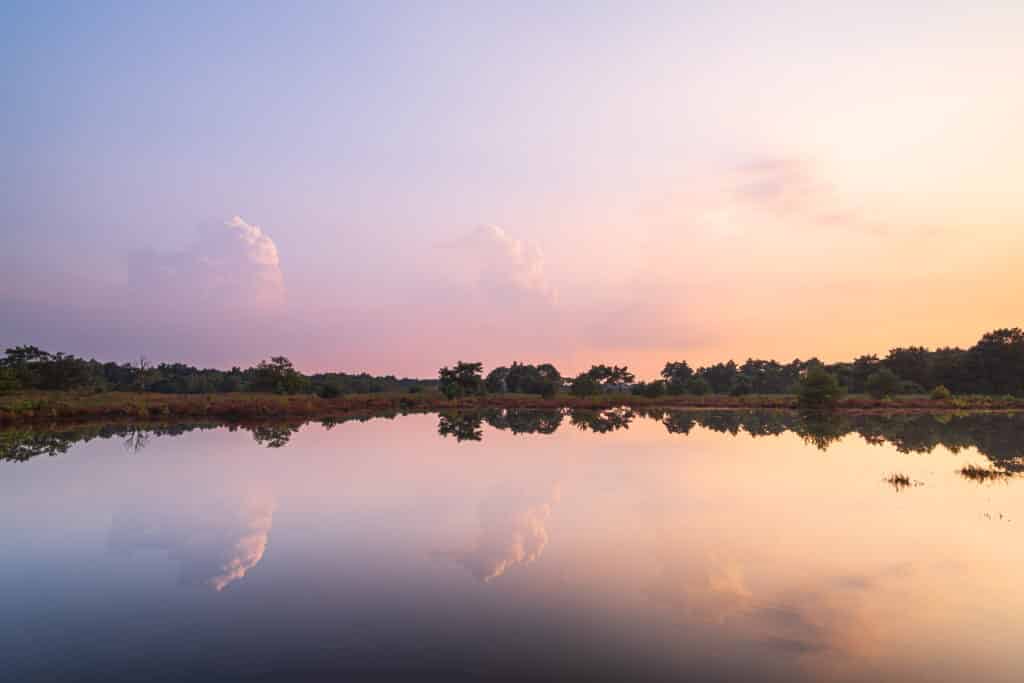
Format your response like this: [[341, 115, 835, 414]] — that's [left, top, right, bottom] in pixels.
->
[[439, 225, 556, 304], [128, 215, 286, 316]]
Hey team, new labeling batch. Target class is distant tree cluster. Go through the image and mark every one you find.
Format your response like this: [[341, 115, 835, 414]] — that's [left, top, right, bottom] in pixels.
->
[[4, 327, 1023, 401], [649, 328, 1024, 400], [0, 346, 434, 397]]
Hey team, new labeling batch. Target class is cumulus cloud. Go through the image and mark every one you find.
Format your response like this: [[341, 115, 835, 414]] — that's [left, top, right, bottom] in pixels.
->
[[108, 493, 276, 591], [138, 215, 286, 313], [443, 484, 560, 582], [438, 225, 556, 304]]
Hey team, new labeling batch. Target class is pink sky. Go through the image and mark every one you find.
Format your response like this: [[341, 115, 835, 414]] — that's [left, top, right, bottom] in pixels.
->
[[2, 3, 1022, 378]]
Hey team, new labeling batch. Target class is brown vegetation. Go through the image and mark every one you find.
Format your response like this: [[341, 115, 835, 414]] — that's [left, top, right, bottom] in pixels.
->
[[1, 390, 1021, 426]]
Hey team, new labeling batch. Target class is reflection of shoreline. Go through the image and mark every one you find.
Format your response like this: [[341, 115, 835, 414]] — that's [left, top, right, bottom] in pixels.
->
[[441, 485, 560, 582], [5, 411, 1024, 476], [108, 493, 275, 591]]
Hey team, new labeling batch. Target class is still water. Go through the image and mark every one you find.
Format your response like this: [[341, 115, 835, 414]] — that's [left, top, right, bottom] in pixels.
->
[[2, 409, 1023, 682]]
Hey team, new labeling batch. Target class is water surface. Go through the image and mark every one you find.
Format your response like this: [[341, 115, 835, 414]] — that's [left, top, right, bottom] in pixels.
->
[[3, 410, 1023, 682]]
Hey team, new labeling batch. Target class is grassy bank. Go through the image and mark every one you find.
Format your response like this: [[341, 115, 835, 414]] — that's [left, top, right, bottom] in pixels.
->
[[1, 390, 1021, 425]]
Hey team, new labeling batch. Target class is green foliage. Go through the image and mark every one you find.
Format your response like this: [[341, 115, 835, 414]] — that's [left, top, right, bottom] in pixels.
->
[[685, 376, 711, 395], [0, 368, 21, 393], [632, 380, 667, 398], [316, 383, 342, 398], [583, 364, 635, 392], [438, 361, 484, 399], [866, 368, 901, 399], [570, 374, 601, 397], [251, 357, 309, 394], [485, 362, 562, 396], [661, 361, 694, 394], [798, 366, 843, 410], [730, 376, 753, 396], [931, 385, 952, 401]]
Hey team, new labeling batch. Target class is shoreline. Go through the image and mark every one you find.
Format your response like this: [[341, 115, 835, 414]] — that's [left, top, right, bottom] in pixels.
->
[[2, 390, 1022, 426]]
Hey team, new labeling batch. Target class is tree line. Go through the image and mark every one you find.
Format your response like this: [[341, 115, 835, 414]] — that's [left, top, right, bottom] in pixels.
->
[[438, 328, 1024, 401], [0, 347, 434, 397], [2, 327, 1022, 400]]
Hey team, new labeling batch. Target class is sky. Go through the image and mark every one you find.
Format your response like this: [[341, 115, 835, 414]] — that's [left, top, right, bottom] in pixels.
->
[[2, 1, 1023, 378]]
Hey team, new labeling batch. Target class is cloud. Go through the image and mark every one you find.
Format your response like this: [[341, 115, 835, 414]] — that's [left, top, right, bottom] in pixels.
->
[[138, 215, 286, 313], [437, 225, 556, 304], [443, 484, 559, 582], [108, 493, 276, 591], [697, 158, 894, 237]]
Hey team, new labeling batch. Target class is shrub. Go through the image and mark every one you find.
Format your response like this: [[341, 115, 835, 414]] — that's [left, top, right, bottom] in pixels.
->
[[930, 385, 952, 401], [898, 380, 925, 395], [866, 368, 900, 399], [685, 377, 711, 396], [570, 374, 601, 397], [632, 380, 666, 398], [539, 381, 558, 399], [316, 383, 342, 398], [730, 378, 752, 396], [798, 366, 843, 410], [0, 368, 20, 394]]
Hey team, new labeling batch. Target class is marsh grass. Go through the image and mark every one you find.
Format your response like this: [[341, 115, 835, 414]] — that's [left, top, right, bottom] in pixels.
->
[[1, 390, 1021, 425], [959, 464, 1014, 484], [883, 473, 923, 492]]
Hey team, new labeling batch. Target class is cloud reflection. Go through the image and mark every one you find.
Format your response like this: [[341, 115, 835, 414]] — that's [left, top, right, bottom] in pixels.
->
[[444, 485, 560, 582], [651, 554, 910, 663], [108, 493, 275, 591]]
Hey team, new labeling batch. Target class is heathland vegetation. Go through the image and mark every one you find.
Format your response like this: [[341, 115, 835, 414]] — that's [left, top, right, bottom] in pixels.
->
[[1, 328, 1023, 421]]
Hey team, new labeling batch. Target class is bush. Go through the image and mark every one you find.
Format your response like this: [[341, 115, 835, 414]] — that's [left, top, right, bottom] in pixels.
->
[[316, 383, 342, 398], [798, 366, 843, 410], [0, 368, 20, 394], [866, 368, 900, 399], [898, 380, 926, 395], [632, 380, 666, 398], [685, 377, 711, 396], [570, 374, 601, 397], [930, 385, 952, 401], [730, 378, 752, 396], [408, 385, 423, 394]]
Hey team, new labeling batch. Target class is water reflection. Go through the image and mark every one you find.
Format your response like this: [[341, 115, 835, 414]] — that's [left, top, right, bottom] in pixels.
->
[[5, 409, 1024, 479], [4, 410, 1024, 681], [443, 484, 560, 582], [108, 492, 275, 591]]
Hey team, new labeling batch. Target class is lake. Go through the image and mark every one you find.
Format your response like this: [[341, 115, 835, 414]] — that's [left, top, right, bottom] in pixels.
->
[[2, 409, 1023, 682]]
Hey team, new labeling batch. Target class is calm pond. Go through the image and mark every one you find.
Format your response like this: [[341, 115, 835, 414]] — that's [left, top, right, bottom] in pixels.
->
[[3, 409, 1023, 682]]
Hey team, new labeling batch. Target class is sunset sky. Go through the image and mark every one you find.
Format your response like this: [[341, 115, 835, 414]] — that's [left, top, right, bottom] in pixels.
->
[[3, 2, 1022, 378]]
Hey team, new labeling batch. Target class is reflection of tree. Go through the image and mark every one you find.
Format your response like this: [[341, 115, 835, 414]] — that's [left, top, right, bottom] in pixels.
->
[[437, 412, 483, 442], [795, 412, 849, 451], [661, 412, 696, 435], [483, 409, 564, 435], [5, 410, 1024, 478], [569, 407, 635, 433], [0, 423, 218, 462], [250, 424, 300, 448], [122, 428, 150, 453]]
